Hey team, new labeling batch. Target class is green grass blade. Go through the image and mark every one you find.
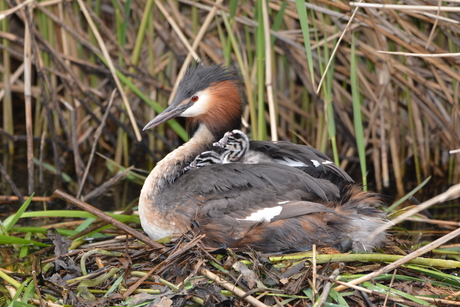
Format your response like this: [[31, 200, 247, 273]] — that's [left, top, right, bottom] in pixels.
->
[[3, 211, 139, 227], [0, 270, 21, 289], [33, 158, 75, 185], [105, 272, 125, 297], [323, 39, 339, 164], [271, 1, 287, 46], [294, 0, 315, 85], [302, 288, 313, 300], [306, 288, 345, 307], [9, 278, 31, 303], [19, 232, 32, 257], [13, 227, 113, 239], [12, 227, 81, 237], [2, 194, 34, 232], [217, 22, 230, 64], [256, 0, 266, 141], [362, 281, 434, 306], [131, 0, 154, 67], [120, 0, 132, 47], [111, 0, 122, 48], [387, 176, 431, 212], [75, 218, 96, 233], [0, 235, 49, 247], [350, 35, 367, 190], [100, 154, 146, 184], [328, 289, 349, 306], [9, 302, 35, 307], [21, 280, 36, 304], [227, 0, 238, 62], [406, 265, 460, 288]]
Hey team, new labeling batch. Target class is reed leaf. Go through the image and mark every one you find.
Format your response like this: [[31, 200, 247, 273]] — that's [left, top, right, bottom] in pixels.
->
[[350, 35, 367, 190]]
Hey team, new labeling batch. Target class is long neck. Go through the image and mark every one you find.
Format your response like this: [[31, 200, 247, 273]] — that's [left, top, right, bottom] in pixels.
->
[[141, 124, 215, 198]]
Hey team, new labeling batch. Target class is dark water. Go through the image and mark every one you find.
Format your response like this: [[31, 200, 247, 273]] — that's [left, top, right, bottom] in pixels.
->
[[0, 149, 143, 219]]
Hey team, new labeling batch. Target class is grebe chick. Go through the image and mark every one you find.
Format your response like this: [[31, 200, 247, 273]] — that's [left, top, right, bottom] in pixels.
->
[[185, 129, 271, 171], [213, 129, 273, 164], [184, 150, 223, 171]]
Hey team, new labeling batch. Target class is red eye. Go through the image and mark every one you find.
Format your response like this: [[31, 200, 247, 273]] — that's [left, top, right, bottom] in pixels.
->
[[191, 95, 199, 102]]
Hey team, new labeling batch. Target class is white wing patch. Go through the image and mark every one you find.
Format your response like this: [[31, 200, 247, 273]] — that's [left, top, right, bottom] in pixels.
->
[[276, 157, 308, 167], [275, 157, 335, 168], [238, 206, 283, 222], [311, 159, 334, 167]]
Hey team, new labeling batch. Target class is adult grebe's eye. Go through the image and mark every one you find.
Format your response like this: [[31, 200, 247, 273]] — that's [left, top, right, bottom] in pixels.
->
[[191, 95, 199, 102]]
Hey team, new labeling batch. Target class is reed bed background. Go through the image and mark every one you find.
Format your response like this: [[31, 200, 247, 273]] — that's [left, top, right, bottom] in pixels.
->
[[1, 0, 459, 204], [1, 0, 460, 305]]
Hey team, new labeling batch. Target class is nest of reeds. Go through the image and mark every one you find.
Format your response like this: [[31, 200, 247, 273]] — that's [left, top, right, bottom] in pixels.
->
[[3, 211, 460, 306]]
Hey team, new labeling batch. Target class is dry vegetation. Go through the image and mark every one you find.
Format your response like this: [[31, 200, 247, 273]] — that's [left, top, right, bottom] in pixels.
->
[[1, 0, 460, 306]]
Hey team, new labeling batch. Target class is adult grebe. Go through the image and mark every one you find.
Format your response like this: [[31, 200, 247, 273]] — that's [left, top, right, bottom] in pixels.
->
[[139, 63, 386, 253]]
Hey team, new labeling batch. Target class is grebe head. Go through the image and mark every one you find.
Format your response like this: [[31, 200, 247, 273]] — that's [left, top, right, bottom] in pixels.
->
[[143, 63, 245, 140]]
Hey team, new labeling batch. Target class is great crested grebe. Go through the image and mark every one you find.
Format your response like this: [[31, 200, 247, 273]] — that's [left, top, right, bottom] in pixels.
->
[[140, 63, 387, 253]]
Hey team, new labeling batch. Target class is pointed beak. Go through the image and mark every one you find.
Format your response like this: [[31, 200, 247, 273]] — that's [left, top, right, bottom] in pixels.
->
[[143, 103, 189, 131]]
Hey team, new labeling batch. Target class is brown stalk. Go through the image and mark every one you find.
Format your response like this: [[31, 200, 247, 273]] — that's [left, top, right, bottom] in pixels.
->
[[23, 4, 34, 195], [0, 162, 24, 204], [76, 0, 141, 142], [76, 89, 117, 199]]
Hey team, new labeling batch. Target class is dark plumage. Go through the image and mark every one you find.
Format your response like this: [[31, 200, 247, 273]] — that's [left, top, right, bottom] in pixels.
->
[[140, 63, 387, 253]]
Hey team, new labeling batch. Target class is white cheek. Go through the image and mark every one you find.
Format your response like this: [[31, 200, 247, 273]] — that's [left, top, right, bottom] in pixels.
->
[[180, 92, 211, 117]]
